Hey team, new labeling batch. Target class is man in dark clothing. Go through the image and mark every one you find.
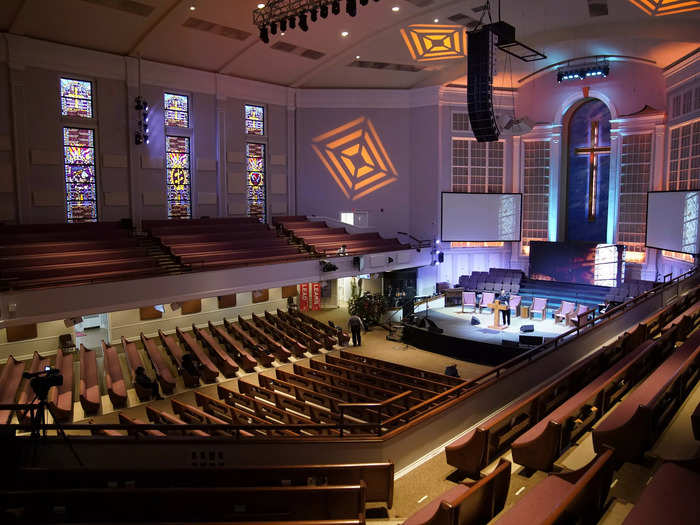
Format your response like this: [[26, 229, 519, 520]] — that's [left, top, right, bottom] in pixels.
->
[[498, 288, 511, 326], [181, 353, 201, 379], [348, 315, 364, 346], [134, 366, 163, 400]]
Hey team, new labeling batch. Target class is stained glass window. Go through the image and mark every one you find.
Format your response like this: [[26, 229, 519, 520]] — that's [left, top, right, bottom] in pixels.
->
[[166, 136, 191, 219], [63, 127, 97, 222], [245, 104, 264, 135], [246, 142, 266, 221], [164, 93, 189, 128], [60, 78, 93, 119]]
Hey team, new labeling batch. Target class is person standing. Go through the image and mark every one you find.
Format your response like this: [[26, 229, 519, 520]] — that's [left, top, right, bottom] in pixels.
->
[[134, 366, 163, 400], [348, 314, 364, 346], [498, 288, 511, 326]]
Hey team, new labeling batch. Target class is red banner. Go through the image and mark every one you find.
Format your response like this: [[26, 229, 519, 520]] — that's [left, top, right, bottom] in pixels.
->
[[299, 283, 309, 312], [311, 282, 321, 311]]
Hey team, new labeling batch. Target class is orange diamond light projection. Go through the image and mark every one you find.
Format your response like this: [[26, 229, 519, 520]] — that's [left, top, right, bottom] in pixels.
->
[[312, 117, 398, 201], [400, 24, 467, 62], [628, 0, 700, 15]]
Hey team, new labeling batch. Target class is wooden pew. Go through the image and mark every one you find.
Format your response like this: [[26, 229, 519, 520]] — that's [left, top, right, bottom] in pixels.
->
[[238, 315, 292, 362], [194, 391, 298, 437], [170, 238, 290, 255], [175, 327, 220, 383], [47, 349, 73, 422], [189, 252, 311, 271], [78, 344, 100, 415], [306, 359, 429, 402], [16, 351, 50, 423], [265, 311, 321, 353], [158, 329, 200, 388], [101, 341, 127, 408], [121, 335, 151, 401], [621, 462, 700, 524], [492, 449, 614, 525], [118, 412, 166, 437], [0, 256, 157, 279], [4, 265, 162, 290], [178, 245, 300, 265], [145, 405, 210, 437], [18, 462, 393, 508], [593, 327, 700, 462], [223, 318, 276, 366], [156, 230, 272, 246], [142, 216, 260, 230], [403, 459, 510, 525], [6, 484, 367, 524], [252, 312, 308, 357], [277, 368, 384, 405], [291, 309, 350, 346], [139, 333, 177, 394], [326, 354, 449, 393], [0, 247, 148, 268], [170, 398, 246, 437], [277, 309, 336, 349], [445, 334, 630, 478], [0, 238, 138, 256], [339, 350, 464, 386], [0, 355, 26, 424], [208, 321, 258, 371], [191, 324, 239, 377], [511, 329, 676, 471]]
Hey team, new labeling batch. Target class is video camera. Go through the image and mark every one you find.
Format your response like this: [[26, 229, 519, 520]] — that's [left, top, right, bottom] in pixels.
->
[[23, 366, 63, 401]]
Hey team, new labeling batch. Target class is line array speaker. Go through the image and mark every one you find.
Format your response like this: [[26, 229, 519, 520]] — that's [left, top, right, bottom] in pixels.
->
[[467, 28, 499, 142]]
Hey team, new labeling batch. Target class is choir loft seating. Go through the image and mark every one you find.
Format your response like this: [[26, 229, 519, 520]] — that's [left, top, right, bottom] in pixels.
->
[[272, 216, 407, 257], [143, 216, 313, 270], [0, 222, 178, 290]]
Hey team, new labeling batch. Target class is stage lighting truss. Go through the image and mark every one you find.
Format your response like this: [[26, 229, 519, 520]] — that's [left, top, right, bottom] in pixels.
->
[[557, 60, 610, 83], [254, 0, 378, 41]]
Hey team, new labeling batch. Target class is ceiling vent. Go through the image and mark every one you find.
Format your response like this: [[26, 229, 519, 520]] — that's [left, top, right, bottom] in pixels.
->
[[270, 41, 326, 60], [587, 0, 609, 16], [348, 61, 424, 72], [182, 17, 251, 41], [82, 0, 155, 17], [447, 13, 480, 29]]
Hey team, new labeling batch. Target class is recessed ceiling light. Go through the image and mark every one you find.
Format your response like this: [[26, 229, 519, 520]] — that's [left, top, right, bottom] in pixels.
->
[[280, 31, 285, 36], [392, 6, 400, 12], [434, 18, 439, 23], [188, 4, 196, 10], [355, 55, 360, 59], [341, 31, 349, 37], [257, 2, 265, 8]]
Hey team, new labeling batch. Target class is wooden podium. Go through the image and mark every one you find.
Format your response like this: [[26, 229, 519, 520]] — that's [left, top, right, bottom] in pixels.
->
[[487, 300, 509, 330]]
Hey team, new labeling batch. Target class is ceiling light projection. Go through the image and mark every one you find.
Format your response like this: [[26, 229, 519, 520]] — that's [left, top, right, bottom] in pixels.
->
[[312, 116, 398, 201], [400, 24, 467, 62], [254, 1, 381, 42], [628, 0, 700, 15]]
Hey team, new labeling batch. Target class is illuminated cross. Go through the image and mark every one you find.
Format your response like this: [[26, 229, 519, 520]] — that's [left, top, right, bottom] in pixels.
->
[[575, 121, 610, 221]]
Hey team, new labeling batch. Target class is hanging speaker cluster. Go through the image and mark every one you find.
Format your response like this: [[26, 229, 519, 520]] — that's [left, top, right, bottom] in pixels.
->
[[467, 28, 499, 143]]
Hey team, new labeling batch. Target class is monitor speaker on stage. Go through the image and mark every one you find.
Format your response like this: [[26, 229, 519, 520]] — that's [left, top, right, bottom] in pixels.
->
[[471, 316, 480, 325], [519, 334, 543, 346], [467, 27, 499, 142], [520, 324, 534, 333]]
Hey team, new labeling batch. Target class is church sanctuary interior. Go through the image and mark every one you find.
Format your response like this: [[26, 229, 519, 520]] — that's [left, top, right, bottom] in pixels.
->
[[1, 0, 700, 523]]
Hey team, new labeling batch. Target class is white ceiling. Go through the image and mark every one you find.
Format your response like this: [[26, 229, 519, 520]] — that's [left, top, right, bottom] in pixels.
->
[[1, 0, 698, 89]]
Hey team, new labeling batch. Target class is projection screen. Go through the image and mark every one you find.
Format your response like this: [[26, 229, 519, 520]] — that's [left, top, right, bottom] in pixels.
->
[[646, 190, 700, 255], [441, 192, 522, 242]]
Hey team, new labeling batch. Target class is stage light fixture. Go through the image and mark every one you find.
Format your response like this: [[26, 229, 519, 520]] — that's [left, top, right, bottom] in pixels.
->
[[310, 7, 318, 21], [270, 21, 277, 34], [280, 18, 287, 31], [320, 3, 329, 17], [332, 0, 341, 15], [557, 62, 609, 83], [347, 0, 357, 16], [288, 15, 296, 29], [299, 12, 309, 31], [259, 25, 269, 43]]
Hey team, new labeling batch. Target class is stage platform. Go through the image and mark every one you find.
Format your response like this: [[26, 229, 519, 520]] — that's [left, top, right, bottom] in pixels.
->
[[402, 306, 573, 366]]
